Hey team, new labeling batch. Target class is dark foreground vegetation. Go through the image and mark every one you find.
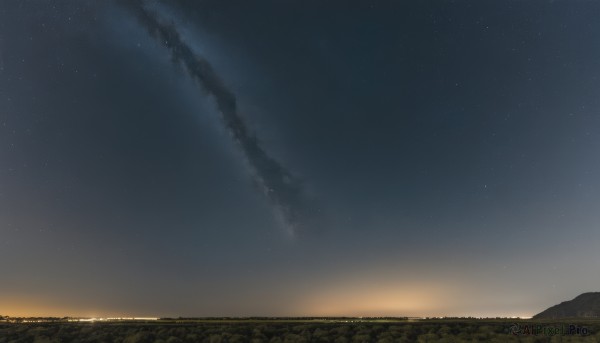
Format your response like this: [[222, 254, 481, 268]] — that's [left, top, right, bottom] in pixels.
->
[[2, 318, 600, 342]]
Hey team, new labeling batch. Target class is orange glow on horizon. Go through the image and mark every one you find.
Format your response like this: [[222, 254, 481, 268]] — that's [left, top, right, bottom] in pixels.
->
[[0, 295, 153, 318], [298, 283, 450, 318], [1, 275, 535, 318]]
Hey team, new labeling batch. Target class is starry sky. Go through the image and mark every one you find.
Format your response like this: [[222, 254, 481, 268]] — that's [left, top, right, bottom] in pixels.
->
[[2, 0, 600, 318]]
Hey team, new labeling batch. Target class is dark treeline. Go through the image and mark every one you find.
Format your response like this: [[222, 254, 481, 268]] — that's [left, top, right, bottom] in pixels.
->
[[2, 320, 600, 342]]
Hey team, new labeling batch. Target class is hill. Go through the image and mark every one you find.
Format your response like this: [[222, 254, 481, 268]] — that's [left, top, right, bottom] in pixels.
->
[[534, 292, 600, 319]]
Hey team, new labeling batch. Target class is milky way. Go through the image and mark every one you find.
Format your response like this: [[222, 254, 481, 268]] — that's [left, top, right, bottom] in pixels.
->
[[119, 0, 316, 236]]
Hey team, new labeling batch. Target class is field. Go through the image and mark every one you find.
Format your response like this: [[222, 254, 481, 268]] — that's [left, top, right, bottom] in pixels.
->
[[2, 318, 600, 342]]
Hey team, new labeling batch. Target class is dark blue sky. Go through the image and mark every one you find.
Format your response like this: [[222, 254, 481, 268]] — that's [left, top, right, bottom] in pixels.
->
[[1, 0, 600, 317]]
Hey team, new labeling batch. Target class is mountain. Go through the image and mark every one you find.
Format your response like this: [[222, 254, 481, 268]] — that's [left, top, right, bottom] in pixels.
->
[[533, 292, 600, 319]]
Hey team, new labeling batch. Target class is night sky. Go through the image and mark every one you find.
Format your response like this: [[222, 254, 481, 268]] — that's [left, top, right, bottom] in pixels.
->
[[2, 0, 600, 318]]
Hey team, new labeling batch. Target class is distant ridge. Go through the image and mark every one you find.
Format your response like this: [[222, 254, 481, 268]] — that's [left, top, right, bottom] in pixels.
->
[[534, 292, 600, 319]]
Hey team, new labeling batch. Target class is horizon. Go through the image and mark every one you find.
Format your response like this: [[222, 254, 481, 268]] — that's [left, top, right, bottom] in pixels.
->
[[2, 0, 600, 318], [1, 315, 534, 320], [0, 300, 547, 319]]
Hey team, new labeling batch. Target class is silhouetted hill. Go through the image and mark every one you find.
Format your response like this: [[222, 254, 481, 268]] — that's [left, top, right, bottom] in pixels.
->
[[534, 292, 600, 319]]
